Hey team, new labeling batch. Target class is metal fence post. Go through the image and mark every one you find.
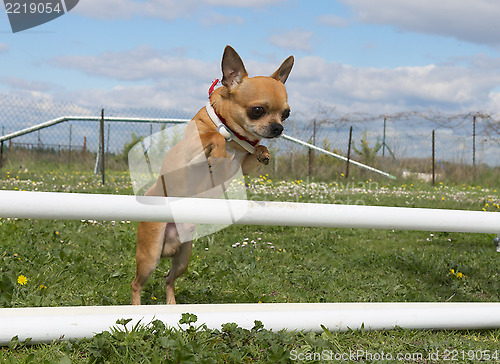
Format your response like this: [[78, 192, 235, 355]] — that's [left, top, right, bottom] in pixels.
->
[[93, 110, 105, 185], [100, 109, 105, 185], [83, 137, 87, 163], [432, 130, 435, 186], [382, 117, 386, 158], [308, 120, 316, 178], [472, 115, 476, 167], [346, 126, 353, 178]]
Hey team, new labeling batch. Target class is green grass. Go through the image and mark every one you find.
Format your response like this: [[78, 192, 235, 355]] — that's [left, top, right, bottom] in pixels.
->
[[0, 169, 499, 363]]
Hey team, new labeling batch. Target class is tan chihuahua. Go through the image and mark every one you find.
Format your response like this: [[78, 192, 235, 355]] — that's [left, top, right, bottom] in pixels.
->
[[131, 46, 294, 305]]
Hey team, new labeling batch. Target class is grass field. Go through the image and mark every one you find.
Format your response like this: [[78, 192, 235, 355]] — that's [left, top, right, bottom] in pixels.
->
[[0, 168, 499, 363]]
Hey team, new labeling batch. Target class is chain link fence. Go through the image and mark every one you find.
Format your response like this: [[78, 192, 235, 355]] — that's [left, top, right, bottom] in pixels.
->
[[1, 95, 499, 184], [272, 107, 499, 183]]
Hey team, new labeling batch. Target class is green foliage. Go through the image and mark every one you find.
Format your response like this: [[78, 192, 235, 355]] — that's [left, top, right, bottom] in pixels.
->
[[0, 274, 14, 306], [352, 130, 382, 165], [3, 315, 500, 363], [121, 132, 144, 158]]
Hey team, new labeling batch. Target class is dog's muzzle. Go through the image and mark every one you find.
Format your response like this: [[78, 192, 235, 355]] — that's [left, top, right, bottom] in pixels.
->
[[269, 122, 283, 138]]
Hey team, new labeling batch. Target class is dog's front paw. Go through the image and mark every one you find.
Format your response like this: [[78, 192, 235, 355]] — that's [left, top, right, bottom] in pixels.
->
[[255, 145, 271, 165]]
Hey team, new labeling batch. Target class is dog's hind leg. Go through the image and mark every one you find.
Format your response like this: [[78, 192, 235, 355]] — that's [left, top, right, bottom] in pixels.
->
[[131, 222, 165, 305], [165, 241, 192, 304], [165, 224, 194, 305]]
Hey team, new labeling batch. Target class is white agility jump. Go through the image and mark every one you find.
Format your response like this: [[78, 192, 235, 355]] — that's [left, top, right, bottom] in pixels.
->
[[0, 190, 499, 234], [1, 190, 499, 344], [1, 302, 500, 345]]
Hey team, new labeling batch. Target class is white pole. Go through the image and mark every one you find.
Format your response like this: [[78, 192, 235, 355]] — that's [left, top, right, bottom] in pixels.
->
[[0, 191, 498, 234], [0, 116, 188, 143], [1, 302, 500, 345], [281, 134, 397, 180]]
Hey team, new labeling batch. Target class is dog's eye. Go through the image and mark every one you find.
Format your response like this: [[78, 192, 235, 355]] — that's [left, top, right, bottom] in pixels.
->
[[249, 106, 266, 119], [282, 109, 291, 121]]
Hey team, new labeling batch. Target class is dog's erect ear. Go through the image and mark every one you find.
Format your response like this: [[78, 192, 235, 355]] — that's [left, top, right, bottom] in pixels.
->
[[271, 55, 294, 84], [221, 46, 248, 91]]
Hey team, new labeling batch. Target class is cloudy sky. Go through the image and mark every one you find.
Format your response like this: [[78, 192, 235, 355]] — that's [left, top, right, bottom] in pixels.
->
[[1, 0, 500, 117]]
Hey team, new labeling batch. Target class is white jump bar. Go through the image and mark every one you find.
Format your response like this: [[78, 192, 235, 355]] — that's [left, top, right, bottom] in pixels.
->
[[0, 191, 498, 234], [1, 302, 500, 345]]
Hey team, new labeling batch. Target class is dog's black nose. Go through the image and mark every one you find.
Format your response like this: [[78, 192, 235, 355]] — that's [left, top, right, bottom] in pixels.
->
[[270, 123, 283, 137]]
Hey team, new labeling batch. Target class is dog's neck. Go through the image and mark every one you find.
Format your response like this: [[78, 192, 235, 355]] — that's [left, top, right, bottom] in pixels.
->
[[207, 80, 260, 152]]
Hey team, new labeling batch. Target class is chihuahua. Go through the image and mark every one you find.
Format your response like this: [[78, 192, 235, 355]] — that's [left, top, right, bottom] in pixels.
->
[[131, 46, 293, 304]]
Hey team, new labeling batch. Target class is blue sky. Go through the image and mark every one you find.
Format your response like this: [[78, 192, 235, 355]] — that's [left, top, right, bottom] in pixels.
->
[[1, 0, 500, 116]]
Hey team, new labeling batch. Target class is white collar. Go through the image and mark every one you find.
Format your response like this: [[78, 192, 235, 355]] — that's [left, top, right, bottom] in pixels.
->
[[205, 101, 256, 154]]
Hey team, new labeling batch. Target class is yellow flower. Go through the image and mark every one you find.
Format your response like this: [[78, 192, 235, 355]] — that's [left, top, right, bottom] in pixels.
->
[[39, 284, 47, 290], [456, 272, 464, 279], [17, 275, 27, 285], [449, 269, 455, 275]]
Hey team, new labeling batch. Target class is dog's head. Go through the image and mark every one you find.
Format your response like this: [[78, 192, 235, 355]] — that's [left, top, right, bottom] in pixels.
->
[[217, 46, 294, 140]]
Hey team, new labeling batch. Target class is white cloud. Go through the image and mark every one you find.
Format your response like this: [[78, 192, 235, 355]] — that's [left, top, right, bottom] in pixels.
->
[[269, 29, 314, 53], [470, 53, 500, 70], [0, 43, 8, 53], [316, 14, 349, 28], [486, 91, 500, 113], [74, 0, 199, 21], [287, 55, 500, 114], [74, 0, 283, 21], [67, 85, 200, 112], [51, 46, 214, 82], [73, 0, 140, 20], [0, 76, 59, 92], [200, 12, 244, 26], [340, 0, 500, 46], [48, 47, 221, 113], [44, 48, 500, 116]]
